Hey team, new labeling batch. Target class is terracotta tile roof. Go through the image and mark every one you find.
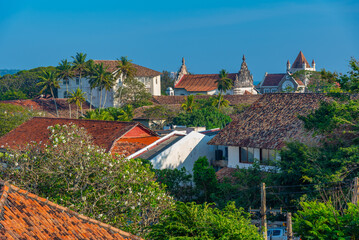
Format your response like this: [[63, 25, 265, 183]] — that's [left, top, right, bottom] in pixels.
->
[[208, 93, 328, 149], [0, 181, 141, 240], [0, 98, 92, 118], [112, 137, 160, 157], [292, 51, 311, 69], [151, 95, 260, 106], [215, 167, 238, 183], [93, 60, 161, 77], [0, 117, 157, 153], [261, 74, 285, 87], [174, 73, 237, 92]]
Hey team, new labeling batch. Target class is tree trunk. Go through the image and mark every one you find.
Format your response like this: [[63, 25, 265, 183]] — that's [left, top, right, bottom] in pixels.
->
[[50, 88, 59, 117], [66, 82, 72, 118], [103, 90, 107, 109], [81, 102, 83, 116], [90, 89, 93, 111], [99, 88, 103, 112], [76, 104, 79, 119]]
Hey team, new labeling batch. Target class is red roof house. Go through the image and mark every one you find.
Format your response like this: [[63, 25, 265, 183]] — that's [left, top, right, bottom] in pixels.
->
[[0, 180, 141, 239], [0, 117, 159, 157]]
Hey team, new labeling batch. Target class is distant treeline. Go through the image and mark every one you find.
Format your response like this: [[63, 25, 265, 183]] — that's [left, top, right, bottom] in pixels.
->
[[0, 69, 21, 76]]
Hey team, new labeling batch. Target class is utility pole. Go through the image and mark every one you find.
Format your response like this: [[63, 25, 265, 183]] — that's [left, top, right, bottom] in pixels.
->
[[287, 212, 293, 240], [261, 182, 267, 240], [353, 177, 359, 205]]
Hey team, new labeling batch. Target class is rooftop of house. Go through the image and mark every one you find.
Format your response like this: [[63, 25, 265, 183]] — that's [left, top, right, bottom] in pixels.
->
[[291, 51, 311, 69], [215, 167, 238, 183], [93, 60, 161, 77], [151, 95, 260, 106], [208, 93, 328, 149], [261, 74, 285, 87], [0, 98, 92, 118], [174, 73, 237, 92], [0, 117, 159, 155], [0, 181, 140, 240]]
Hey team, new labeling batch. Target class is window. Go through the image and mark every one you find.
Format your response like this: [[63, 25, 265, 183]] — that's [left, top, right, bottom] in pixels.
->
[[76, 77, 80, 85], [260, 149, 276, 165], [239, 147, 254, 163], [264, 88, 270, 93], [63, 79, 69, 85], [271, 88, 277, 93]]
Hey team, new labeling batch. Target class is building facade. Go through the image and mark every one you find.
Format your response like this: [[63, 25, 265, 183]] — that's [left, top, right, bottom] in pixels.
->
[[58, 60, 161, 108], [257, 51, 316, 93], [173, 56, 257, 96]]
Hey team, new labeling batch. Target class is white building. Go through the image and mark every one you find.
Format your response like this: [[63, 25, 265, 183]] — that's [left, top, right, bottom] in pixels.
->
[[173, 56, 257, 96], [58, 60, 161, 108], [257, 51, 316, 94], [128, 129, 225, 173]]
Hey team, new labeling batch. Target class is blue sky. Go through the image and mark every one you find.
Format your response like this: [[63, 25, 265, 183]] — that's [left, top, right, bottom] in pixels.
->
[[0, 0, 358, 83]]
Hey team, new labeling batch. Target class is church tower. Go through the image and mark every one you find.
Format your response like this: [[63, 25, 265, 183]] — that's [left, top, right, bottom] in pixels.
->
[[174, 57, 188, 86], [233, 55, 254, 95]]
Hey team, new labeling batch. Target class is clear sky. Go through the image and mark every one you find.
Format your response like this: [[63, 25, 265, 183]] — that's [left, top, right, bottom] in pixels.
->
[[1, 0, 358, 83]]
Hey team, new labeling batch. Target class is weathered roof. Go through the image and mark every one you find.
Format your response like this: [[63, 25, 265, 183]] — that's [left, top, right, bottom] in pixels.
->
[[0, 181, 140, 239], [261, 74, 285, 87], [208, 93, 327, 149], [174, 73, 237, 92], [93, 60, 161, 77], [151, 95, 260, 106], [292, 51, 311, 69], [0, 98, 92, 118], [0, 117, 157, 153]]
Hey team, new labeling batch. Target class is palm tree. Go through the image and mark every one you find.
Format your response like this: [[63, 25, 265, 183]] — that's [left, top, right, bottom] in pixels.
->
[[181, 95, 196, 113], [67, 88, 86, 119], [37, 70, 60, 117], [71, 52, 88, 91], [57, 59, 74, 117], [86, 59, 96, 110], [89, 63, 112, 110], [215, 69, 233, 108], [116, 56, 137, 103], [211, 93, 230, 109]]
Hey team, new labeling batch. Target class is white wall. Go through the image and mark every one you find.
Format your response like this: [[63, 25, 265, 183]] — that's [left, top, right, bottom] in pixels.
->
[[150, 132, 216, 173], [58, 73, 161, 108]]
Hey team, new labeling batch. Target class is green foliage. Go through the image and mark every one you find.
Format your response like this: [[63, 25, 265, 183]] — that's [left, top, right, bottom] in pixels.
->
[[0, 90, 27, 100], [0, 103, 38, 137], [172, 106, 231, 129], [337, 57, 359, 93], [0, 66, 56, 99], [293, 201, 359, 240], [193, 157, 218, 202], [67, 88, 86, 118], [215, 69, 233, 94], [119, 76, 152, 106], [148, 201, 262, 240], [155, 168, 195, 202], [83, 105, 134, 121], [181, 95, 197, 113], [0, 124, 173, 236], [161, 70, 175, 95]]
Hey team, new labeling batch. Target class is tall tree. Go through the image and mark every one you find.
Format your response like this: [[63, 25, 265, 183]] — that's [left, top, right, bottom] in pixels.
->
[[37, 70, 60, 117], [57, 59, 74, 117], [116, 56, 137, 103], [71, 52, 88, 91], [181, 95, 196, 113], [86, 59, 96, 110], [89, 63, 111, 110], [215, 69, 233, 108], [67, 88, 86, 119]]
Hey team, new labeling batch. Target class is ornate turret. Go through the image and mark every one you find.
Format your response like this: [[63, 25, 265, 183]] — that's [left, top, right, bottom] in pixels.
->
[[233, 55, 254, 95], [312, 59, 316, 71], [174, 57, 188, 86], [286, 60, 291, 72]]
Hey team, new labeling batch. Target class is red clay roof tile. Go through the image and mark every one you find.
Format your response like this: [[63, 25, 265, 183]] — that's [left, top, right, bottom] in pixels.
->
[[0, 181, 141, 239], [93, 60, 161, 77], [174, 73, 237, 92], [261, 74, 285, 87], [292, 51, 311, 69], [0, 118, 157, 154]]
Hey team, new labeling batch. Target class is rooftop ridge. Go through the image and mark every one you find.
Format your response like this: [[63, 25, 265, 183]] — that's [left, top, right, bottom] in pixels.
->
[[31, 116, 139, 124], [1, 181, 142, 240]]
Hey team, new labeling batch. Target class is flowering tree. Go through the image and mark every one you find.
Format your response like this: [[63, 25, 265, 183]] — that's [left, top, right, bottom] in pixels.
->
[[0, 124, 173, 236]]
